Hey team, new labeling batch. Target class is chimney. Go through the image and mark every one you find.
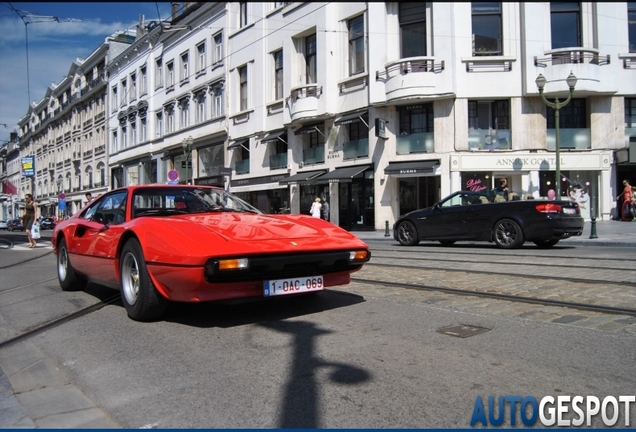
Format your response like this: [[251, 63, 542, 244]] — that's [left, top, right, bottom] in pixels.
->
[[136, 14, 145, 39], [171, 2, 180, 18]]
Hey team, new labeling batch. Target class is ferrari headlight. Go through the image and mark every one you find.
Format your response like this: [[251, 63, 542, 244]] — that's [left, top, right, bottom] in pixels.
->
[[349, 250, 370, 262], [218, 258, 249, 271]]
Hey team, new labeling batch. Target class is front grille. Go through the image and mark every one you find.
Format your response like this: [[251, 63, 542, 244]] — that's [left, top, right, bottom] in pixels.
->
[[204, 250, 368, 283]]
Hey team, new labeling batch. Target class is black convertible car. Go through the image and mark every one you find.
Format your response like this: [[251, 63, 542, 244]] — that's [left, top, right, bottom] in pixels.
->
[[394, 190, 584, 249]]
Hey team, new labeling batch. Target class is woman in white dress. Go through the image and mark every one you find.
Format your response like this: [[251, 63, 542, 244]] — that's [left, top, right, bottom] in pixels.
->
[[310, 197, 322, 218]]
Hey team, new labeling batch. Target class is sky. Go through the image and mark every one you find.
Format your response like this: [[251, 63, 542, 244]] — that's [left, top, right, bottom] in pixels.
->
[[0, 2, 175, 145]]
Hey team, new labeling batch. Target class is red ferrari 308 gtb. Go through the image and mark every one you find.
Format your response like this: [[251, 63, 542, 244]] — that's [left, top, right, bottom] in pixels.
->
[[52, 185, 371, 321]]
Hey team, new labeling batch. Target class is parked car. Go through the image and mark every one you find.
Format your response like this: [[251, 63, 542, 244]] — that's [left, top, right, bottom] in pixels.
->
[[40, 217, 56, 230], [393, 190, 584, 249], [7, 219, 25, 231], [0, 219, 8, 230], [52, 185, 371, 322]]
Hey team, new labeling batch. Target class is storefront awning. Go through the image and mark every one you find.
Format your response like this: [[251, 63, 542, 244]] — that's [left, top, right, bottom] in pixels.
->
[[312, 164, 372, 183], [278, 170, 327, 185], [294, 123, 324, 135], [228, 137, 251, 151], [334, 110, 368, 127], [384, 160, 440, 177], [261, 130, 287, 144]]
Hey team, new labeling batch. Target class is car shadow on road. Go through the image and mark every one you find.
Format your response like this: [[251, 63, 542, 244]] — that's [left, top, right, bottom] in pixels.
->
[[161, 289, 366, 328], [406, 242, 577, 250]]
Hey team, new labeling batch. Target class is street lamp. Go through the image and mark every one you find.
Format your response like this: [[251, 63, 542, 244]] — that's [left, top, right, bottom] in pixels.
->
[[182, 136, 193, 185], [536, 72, 577, 199]]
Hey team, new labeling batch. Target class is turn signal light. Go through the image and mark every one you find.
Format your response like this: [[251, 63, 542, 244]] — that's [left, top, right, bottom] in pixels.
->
[[535, 203, 562, 213], [218, 258, 249, 270], [349, 250, 370, 261]]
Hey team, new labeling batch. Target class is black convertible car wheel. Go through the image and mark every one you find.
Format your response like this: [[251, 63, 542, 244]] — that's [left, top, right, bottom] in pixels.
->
[[397, 221, 420, 246], [493, 219, 525, 249], [120, 239, 168, 322]]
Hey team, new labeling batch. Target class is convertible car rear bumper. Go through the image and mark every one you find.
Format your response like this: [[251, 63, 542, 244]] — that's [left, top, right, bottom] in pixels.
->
[[523, 216, 584, 240]]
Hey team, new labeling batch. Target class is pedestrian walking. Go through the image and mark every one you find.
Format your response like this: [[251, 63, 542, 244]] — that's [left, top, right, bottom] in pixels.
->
[[85, 192, 94, 203], [494, 178, 509, 201], [617, 179, 633, 221], [321, 199, 330, 221], [21, 193, 38, 248], [310, 197, 322, 218]]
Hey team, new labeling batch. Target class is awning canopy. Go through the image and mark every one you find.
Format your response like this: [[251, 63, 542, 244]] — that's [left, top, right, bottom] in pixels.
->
[[312, 164, 372, 183], [334, 110, 368, 127], [384, 160, 440, 177], [261, 130, 287, 144], [228, 137, 252, 151], [294, 123, 323, 135], [278, 170, 327, 185]]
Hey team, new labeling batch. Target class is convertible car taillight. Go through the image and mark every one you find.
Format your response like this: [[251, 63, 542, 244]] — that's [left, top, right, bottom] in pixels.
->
[[535, 203, 562, 213]]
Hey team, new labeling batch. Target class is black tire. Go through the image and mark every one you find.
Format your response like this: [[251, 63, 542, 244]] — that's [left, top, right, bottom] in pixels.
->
[[493, 219, 525, 249], [396, 220, 420, 246], [533, 239, 559, 248], [439, 241, 456, 246], [57, 238, 87, 291], [120, 239, 168, 322]]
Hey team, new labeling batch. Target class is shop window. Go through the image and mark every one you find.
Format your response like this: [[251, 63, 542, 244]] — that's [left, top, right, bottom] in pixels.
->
[[472, 2, 502, 56], [550, 2, 581, 49]]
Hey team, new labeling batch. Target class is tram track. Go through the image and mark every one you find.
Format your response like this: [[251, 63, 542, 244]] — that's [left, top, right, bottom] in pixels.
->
[[351, 276, 636, 317]]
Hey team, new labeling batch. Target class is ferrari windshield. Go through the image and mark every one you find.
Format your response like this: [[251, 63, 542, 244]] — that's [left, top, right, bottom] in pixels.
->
[[132, 187, 261, 218]]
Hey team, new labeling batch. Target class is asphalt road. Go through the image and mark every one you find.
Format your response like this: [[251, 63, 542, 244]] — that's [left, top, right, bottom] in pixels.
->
[[0, 230, 635, 428]]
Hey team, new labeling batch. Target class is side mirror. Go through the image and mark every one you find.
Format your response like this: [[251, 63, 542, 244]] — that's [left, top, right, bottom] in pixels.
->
[[92, 212, 108, 225]]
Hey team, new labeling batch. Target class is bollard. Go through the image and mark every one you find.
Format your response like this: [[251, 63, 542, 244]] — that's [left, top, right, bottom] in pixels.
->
[[589, 216, 598, 239], [385, 220, 391, 237]]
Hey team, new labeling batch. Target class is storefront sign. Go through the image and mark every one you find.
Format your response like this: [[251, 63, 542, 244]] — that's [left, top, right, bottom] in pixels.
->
[[21, 156, 35, 177], [452, 152, 610, 171]]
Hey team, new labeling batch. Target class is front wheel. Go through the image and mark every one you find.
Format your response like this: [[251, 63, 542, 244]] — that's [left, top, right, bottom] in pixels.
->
[[396, 221, 420, 246], [120, 239, 168, 322], [57, 238, 87, 291], [533, 239, 559, 248], [493, 219, 525, 249]]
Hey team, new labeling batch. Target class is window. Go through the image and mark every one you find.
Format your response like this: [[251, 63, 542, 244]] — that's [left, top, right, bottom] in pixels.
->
[[399, 104, 434, 135], [240, 2, 248, 27], [130, 121, 137, 146], [468, 100, 510, 130], [156, 112, 164, 138], [197, 42, 206, 73], [214, 32, 223, 63], [273, 50, 283, 100], [348, 116, 368, 141], [306, 34, 317, 84], [472, 2, 502, 56], [629, 3, 636, 53], [400, 3, 427, 57], [111, 86, 118, 110], [141, 118, 147, 142], [309, 130, 324, 148], [166, 106, 175, 133], [167, 61, 174, 87], [112, 130, 118, 152], [180, 99, 190, 128], [348, 15, 365, 75], [239, 65, 248, 111], [140, 66, 147, 95], [550, 2, 581, 49], [155, 58, 163, 88], [213, 85, 224, 117], [196, 93, 206, 123], [546, 98, 586, 128], [120, 79, 127, 106], [626, 98, 636, 128], [130, 73, 137, 102], [181, 52, 189, 82], [121, 126, 127, 148]]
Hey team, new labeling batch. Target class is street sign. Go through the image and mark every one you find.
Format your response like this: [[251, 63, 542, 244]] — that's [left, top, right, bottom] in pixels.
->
[[167, 169, 179, 182], [59, 200, 66, 210], [167, 181, 179, 185], [59, 193, 66, 200]]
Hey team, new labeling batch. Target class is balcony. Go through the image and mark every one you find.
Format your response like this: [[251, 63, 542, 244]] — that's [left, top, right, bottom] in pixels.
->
[[397, 133, 434, 155], [303, 145, 325, 165], [547, 128, 591, 150], [343, 139, 369, 160], [534, 48, 612, 94], [83, 119, 93, 129], [269, 153, 288, 170], [288, 84, 322, 122], [95, 112, 105, 122], [94, 144, 106, 154], [235, 159, 250, 175], [72, 151, 81, 161], [376, 57, 445, 103], [468, 129, 511, 151], [84, 150, 93, 159]]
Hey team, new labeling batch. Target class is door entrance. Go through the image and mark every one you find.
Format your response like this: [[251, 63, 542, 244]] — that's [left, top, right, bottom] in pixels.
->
[[338, 172, 375, 231]]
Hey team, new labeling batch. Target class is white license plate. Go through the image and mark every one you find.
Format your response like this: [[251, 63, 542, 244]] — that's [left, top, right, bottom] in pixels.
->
[[264, 276, 324, 297], [563, 208, 577, 215]]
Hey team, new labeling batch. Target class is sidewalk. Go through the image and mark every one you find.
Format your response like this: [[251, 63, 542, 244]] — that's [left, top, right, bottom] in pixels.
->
[[352, 220, 636, 247]]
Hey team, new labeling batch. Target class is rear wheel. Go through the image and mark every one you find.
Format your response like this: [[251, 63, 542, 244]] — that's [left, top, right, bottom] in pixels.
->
[[57, 238, 87, 291], [493, 219, 525, 249], [396, 221, 420, 246], [533, 239, 559, 248], [120, 239, 168, 322]]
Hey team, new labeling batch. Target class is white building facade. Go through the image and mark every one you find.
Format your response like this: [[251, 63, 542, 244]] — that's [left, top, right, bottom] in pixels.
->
[[7, 2, 636, 228]]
